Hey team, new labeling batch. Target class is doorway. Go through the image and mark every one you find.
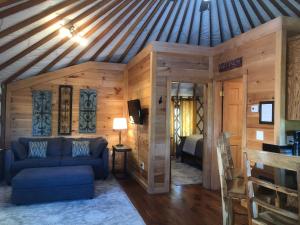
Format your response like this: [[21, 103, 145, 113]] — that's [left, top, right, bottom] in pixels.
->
[[222, 78, 244, 169], [169, 82, 205, 186]]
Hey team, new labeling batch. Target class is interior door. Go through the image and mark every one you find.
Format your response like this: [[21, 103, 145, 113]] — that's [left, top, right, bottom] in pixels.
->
[[222, 78, 243, 169]]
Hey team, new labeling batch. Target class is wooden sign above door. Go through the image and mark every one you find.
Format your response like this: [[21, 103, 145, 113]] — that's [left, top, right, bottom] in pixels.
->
[[218, 57, 243, 73]]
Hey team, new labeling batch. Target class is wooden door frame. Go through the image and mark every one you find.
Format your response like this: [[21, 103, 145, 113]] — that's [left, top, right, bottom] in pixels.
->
[[212, 72, 248, 189], [166, 78, 213, 189]]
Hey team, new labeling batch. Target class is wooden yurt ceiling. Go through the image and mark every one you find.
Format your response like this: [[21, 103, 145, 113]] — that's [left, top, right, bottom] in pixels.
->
[[0, 0, 299, 83]]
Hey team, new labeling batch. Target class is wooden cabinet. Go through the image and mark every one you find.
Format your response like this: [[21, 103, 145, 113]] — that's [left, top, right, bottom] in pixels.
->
[[287, 35, 300, 120]]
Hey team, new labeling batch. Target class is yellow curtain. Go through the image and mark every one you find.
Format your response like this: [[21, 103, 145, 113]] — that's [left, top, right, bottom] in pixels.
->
[[170, 99, 175, 155], [170, 99, 174, 140], [180, 99, 196, 136]]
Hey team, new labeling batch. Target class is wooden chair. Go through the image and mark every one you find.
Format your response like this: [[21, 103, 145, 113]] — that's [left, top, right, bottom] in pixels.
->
[[217, 133, 247, 225], [245, 150, 300, 225]]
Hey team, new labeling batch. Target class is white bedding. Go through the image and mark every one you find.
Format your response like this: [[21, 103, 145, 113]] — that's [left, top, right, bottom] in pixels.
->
[[182, 134, 203, 155]]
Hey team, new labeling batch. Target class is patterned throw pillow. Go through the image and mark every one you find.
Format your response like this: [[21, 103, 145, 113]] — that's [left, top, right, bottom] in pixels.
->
[[28, 141, 47, 158], [72, 141, 90, 157]]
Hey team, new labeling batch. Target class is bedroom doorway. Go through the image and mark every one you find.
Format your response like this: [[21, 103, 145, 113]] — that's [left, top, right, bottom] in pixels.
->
[[222, 78, 244, 169], [169, 82, 205, 186]]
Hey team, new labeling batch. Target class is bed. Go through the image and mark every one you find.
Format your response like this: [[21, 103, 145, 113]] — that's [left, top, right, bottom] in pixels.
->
[[177, 134, 203, 169]]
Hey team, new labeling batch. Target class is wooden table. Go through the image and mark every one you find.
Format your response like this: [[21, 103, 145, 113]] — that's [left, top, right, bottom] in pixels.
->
[[112, 145, 132, 178]]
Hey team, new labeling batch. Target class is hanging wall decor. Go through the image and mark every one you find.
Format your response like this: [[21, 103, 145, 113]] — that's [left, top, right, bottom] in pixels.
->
[[58, 85, 73, 135], [79, 89, 97, 133], [32, 90, 52, 136]]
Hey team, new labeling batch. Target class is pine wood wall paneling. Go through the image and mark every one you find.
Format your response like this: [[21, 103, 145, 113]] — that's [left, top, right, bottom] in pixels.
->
[[287, 35, 300, 120], [127, 54, 152, 191], [5, 62, 126, 155], [152, 51, 211, 192], [213, 33, 277, 151]]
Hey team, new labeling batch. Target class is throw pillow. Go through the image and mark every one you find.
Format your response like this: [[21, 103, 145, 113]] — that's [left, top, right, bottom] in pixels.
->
[[72, 141, 90, 157], [90, 138, 108, 158], [28, 141, 47, 158], [11, 141, 27, 160]]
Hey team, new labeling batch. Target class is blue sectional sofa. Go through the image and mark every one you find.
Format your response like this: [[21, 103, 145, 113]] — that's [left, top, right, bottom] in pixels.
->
[[5, 137, 109, 183]]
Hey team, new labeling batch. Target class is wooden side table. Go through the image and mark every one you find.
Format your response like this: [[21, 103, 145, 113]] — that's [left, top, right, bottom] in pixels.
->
[[112, 145, 131, 178]]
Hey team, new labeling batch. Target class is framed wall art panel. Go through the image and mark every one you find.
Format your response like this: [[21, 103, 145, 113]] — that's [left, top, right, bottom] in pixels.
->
[[79, 89, 97, 133], [58, 85, 73, 135], [32, 90, 52, 136]]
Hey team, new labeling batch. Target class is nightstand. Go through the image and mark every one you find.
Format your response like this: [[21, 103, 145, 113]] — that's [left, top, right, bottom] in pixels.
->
[[112, 145, 132, 178]]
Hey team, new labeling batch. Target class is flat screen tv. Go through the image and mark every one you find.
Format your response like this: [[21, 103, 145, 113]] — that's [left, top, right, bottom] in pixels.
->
[[128, 99, 143, 124]]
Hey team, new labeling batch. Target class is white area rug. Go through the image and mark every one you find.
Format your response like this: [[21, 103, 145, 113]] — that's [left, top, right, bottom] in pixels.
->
[[0, 176, 145, 225], [171, 160, 203, 186]]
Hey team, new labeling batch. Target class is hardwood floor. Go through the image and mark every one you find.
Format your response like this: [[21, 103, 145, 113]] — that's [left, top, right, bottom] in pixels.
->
[[117, 178, 248, 225]]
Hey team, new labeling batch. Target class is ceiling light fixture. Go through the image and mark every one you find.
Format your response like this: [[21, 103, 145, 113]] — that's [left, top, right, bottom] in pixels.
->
[[59, 24, 88, 46]]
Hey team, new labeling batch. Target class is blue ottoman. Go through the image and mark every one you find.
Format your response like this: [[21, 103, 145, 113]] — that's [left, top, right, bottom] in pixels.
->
[[12, 166, 94, 205]]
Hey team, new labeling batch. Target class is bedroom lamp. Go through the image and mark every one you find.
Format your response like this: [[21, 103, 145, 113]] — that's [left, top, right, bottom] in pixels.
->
[[113, 118, 127, 147]]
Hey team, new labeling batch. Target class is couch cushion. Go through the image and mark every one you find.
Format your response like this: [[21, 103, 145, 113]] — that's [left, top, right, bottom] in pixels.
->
[[62, 138, 73, 156], [62, 137, 108, 157], [90, 138, 108, 158], [11, 141, 27, 160], [47, 137, 64, 157], [72, 141, 90, 157], [11, 157, 61, 174], [60, 156, 102, 167], [28, 141, 47, 158], [19, 137, 64, 157], [12, 166, 94, 189]]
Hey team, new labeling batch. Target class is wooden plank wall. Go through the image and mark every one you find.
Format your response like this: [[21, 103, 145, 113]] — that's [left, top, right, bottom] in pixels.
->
[[151, 51, 210, 192], [213, 33, 277, 150], [287, 35, 300, 120], [126, 54, 151, 190], [6, 62, 126, 168]]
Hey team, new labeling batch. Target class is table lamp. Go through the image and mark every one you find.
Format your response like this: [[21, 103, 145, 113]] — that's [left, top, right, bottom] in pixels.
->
[[113, 118, 127, 147]]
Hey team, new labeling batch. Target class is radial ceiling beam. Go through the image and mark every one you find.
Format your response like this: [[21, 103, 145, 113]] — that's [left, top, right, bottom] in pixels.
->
[[0, 0, 76, 38], [215, 0, 223, 43], [198, 11, 203, 45], [156, 0, 177, 41], [268, 0, 289, 16], [0, 0, 22, 8], [116, 0, 164, 63], [247, 0, 265, 24], [0, 0, 46, 18], [175, 0, 190, 43], [8, 1, 119, 82], [0, 0, 108, 72], [0, 0, 95, 54], [223, 0, 234, 38], [187, 0, 197, 44], [166, 0, 184, 42], [71, 0, 150, 65], [279, 0, 300, 17], [40, 0, 124, 74], [257, 0, 275, 19], [2, 0, 112, 83], [87, 1, 150, 62], [231, 0, 244, 33], [239, 0, 255, 28], [209, 1, 212, 46], [138, 0, 171, 52], [104, 0, 157, 61]]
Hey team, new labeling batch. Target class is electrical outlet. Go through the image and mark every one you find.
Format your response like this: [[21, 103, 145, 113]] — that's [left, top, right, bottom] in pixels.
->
[[140, 162, 145, 170], [251, 104, 259, 113]]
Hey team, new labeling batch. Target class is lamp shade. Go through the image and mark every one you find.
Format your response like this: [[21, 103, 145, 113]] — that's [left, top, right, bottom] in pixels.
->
[[113, 118, 127, 130]]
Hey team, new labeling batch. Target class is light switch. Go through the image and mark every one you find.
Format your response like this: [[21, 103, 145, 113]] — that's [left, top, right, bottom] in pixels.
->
[[256, 131, 264, 141]]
